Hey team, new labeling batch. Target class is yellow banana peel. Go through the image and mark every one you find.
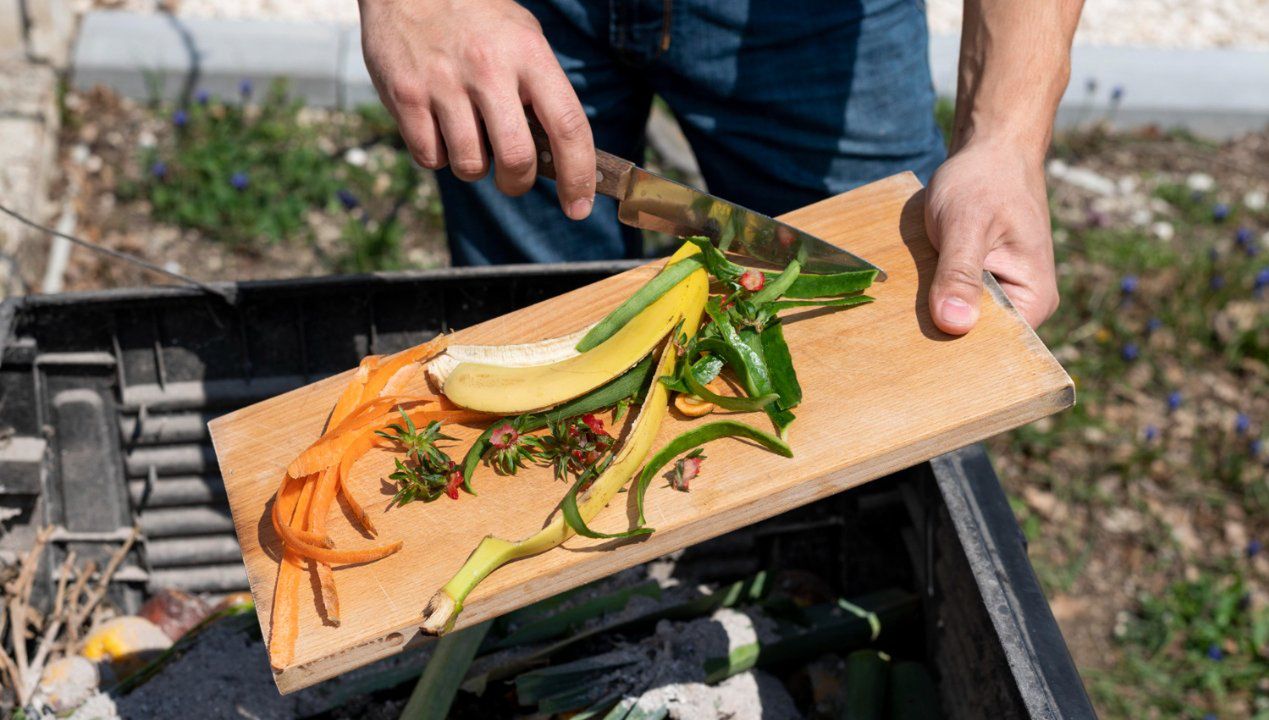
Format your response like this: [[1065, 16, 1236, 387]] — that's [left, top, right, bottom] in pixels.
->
[[435, 244, 705, 414]]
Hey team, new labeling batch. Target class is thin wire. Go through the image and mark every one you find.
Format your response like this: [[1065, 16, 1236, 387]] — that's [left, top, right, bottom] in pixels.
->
[[0, 202, 235, 303]]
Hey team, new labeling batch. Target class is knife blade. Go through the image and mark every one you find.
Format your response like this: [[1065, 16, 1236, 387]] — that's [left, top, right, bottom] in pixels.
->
[[526, 116, 885, 279]]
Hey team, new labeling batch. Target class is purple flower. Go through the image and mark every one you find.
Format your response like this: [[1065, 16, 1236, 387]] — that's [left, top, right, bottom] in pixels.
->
[[150, 161, 167, 179], [1207, 644, 1223, 661], [1213, 203, 1230, 222], [172, 109, 188, 127], [1236, 413, 1251, 436], [230, 171, 249, 190], [239, 79, 253, 99], [1251, 438, 1264, 458], [195, 89, 210, 105], [1111, 85, 1125, 102], [1144, 425, 1159, 442], [1248, 539, 1262, 558], [1167, 391, 1182, 412], [1121, 343, 1139, 362], [1120, 275, 1139, 295], [1145, 317, 1163, 335], [1210, 274, 1225, 291], [1236, 226, 1253, 246], [1255, 268, 1269, 291], [336, 188, 359, 210]]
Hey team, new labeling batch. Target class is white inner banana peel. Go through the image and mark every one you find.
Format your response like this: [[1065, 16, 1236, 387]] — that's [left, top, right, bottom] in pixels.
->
[[432, 245, 705, 415]]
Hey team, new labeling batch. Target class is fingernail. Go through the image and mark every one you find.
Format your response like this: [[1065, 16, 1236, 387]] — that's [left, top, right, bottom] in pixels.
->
[[940, 297, 977, 328], [568, 197, 593, 220]]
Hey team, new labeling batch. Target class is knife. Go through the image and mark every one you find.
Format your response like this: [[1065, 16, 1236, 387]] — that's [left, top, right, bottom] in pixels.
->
[[526, 116, 884, 279]]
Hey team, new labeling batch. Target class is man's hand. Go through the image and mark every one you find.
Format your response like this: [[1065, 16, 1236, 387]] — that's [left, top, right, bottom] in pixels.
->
[[926, 141, 1058, 334], [358, 0, 596, 219], [931, 0, 1083, 334]]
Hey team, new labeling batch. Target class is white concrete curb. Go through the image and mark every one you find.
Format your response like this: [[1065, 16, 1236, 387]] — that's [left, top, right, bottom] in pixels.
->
[[72, 11, 1269, 138]]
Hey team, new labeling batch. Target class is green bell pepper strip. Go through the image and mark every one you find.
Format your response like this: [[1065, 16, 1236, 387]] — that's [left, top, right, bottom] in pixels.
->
[[738, 327, 796, 435], [659, 352, 724, 395], [559, 456, 649, 540], [759, 321, 801, 411], [575, 255, 705, 352], [681, 359, 779, 413], [459, 355, 656, 492], [749, 259, 802, 306], [782, 269, 877, 299], [633, 420, 793, 527], [685, 236, 875, 300], [766, 295, 874, 312]]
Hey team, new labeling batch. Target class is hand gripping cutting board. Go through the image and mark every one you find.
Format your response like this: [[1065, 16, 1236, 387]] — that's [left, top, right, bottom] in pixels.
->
[[209, 172, 1073, 692]]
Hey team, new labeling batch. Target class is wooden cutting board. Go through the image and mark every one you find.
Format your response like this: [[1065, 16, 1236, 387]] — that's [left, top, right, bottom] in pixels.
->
[[210, 172, 1073, 693]]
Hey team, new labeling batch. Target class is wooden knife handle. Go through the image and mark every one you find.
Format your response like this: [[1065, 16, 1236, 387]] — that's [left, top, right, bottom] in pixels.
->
[[526, 112, 632, 199]]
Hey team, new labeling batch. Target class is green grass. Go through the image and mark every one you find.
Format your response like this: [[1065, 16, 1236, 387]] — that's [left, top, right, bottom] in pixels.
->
[[116, 81, 443, 271]]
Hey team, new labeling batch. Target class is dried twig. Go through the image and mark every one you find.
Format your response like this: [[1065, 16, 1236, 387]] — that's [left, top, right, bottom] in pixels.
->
[[6, 526, 53, 707], [23, 552, 77, 699], [64, 560, 96, 646], [68, 526, 138, 633]]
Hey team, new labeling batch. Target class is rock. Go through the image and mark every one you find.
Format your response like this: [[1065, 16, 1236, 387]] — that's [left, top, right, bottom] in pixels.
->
[[1185, 173, 1214, 193], [1101, 507, 1144, 534], [344, 147, 368, 167], [1150, 221, 1175, 241], [139, 589, 212, 641], [38, 656, 99, 713], [1130, 207, 1153, 226], [1245, 189, 1267, 211], [1057, 166, 1117, 196], [1023, 486, 1065, 521], [81, 616, 173, 678]]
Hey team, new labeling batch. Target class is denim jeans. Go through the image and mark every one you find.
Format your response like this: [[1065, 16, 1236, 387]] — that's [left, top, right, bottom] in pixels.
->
[[438, 0, 947, 265]]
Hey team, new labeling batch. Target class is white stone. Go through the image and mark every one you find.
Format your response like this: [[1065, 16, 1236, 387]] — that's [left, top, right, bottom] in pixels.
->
[[1245, 189, 1267, 211], [1130, 208, 1153, 226], [1186, 172, 1215, 192], [1057, 166, 1117, 196], [344, 146, 368, 167], [1151, 221, 1175, 241]]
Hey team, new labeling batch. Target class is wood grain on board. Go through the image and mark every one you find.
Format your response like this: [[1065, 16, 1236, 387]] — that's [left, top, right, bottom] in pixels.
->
[[209, 172, 1073, 693]]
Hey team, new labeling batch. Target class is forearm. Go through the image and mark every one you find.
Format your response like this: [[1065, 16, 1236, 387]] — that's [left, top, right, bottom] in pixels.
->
[[951, 0, 1083, 162]]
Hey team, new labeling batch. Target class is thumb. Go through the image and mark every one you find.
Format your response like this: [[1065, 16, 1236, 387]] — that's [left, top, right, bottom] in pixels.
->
[[928, 220, 988, 336]]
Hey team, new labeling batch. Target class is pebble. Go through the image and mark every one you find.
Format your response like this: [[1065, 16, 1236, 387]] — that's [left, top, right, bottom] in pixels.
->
[[1102, 507, 1144, 534], [1246, 189, 1267, 211], [1186, 172, 1215, 192], [344, 147, 368, 167], [1151, 221, 1175, 241], [1057, 166, 1118, 197]]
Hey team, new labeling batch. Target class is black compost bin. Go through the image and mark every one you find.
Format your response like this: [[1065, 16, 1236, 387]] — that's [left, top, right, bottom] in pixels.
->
[[0, 264, 1096, 719]]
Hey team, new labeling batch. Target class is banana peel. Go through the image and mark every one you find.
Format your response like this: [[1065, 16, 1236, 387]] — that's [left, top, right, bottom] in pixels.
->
[[432, 244, 705, 415], [420, 250, 709, 634]]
